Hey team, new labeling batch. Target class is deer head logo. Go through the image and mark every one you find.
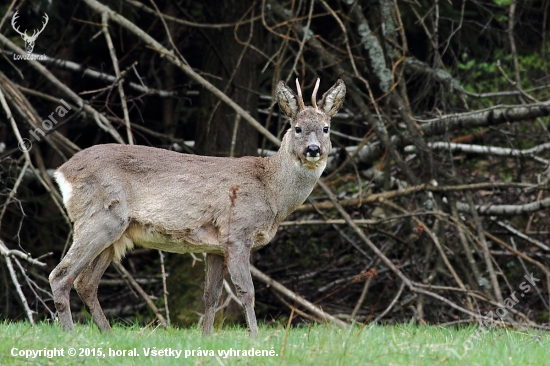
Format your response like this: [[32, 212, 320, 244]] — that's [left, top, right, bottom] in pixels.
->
[[11, 11, 49, 54]]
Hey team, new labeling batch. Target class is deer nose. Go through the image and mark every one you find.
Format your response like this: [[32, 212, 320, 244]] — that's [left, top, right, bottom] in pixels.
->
[[305, 145, 320, 157]]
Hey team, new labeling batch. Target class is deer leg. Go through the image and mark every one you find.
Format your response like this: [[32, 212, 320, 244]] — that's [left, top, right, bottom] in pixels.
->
[[74, 246, 114, 332], [49, 217, 128, 331], [202, 253, 224, 335], [226, 247, 258, 338]]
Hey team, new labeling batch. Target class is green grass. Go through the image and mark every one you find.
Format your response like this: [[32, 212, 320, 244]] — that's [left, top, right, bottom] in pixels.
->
[[0, 321, 549, 365]]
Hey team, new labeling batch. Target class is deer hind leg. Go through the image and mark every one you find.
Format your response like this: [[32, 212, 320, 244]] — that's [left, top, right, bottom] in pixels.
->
[[74, 246, 115, 332], [202, 253, 224, 335], [226, 246, 258, 338], [49, 215, 128, 331]]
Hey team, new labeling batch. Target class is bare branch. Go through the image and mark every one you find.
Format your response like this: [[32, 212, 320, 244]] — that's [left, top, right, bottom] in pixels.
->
[[101, 12, 133, 144], [349, 102, 550, 164], [0, 51, 189, 97], [82, 0, 281, 147], [456, 197, 550, 216], [495, 220, 550, 252], [123, 0, 260, 29], [373, 281, 405, 323], [0, 33, 126, 144], [112, 262, 167, 327], [417, 102, 550, 136], [405, 141, 550, 165], [249, 265, 348, 327], [296, 181, 545, 213], [4, 256, 35, 324], [0, 240, 46, 267], [316, 180, 414, 288]]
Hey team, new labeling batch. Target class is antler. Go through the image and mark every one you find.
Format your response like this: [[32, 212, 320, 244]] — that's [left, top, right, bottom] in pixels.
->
[[311, 78, 320, 109], [28, 13, 48, 41], [11, 11, 27, 37], [295, 78, 305, 111]]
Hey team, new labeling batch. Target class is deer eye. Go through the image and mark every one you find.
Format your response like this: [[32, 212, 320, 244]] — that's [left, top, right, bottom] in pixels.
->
[[295, 127, 302, 133], [323, 126, 329, 133]]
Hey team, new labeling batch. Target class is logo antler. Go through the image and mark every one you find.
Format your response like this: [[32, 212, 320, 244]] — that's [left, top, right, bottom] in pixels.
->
[[11, 11, 49, 54]]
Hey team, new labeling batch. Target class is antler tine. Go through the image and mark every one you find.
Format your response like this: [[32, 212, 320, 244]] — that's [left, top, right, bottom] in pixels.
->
[[311, 78, 320, 109], [11, 11, 25, 36], [295, 78, 305, 111], [11, 11, 19, 27], [41, 13, 49, 29], [34, 13, 48, 37]]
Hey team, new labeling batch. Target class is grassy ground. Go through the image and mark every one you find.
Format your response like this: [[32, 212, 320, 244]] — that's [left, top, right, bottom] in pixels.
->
[[0, 321, 549, 365]]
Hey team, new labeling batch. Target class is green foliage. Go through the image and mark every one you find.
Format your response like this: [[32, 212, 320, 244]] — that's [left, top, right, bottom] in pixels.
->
[[457, 42, 550, 103]]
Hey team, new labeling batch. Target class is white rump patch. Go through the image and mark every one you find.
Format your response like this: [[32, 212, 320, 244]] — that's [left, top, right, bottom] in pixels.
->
[[53, 171, 73, 206]]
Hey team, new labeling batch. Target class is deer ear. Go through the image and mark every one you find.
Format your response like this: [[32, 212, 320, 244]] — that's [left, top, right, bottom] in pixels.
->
[[276, 81, 298, 118], [318, 79, 346, 118]]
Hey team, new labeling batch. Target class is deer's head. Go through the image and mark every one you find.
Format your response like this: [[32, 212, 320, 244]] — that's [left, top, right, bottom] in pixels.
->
[[11, 11, 49, 54], [276, 78, 346, 170]]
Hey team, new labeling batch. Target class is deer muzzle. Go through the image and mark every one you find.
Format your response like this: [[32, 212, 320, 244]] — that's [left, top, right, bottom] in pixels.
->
[[304, 131, 323, 162], [305, 145, 321, 162]]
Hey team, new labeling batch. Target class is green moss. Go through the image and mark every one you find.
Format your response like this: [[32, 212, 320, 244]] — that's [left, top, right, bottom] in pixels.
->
[[166, 254, 206, 327], [166, 254, 243, 328]]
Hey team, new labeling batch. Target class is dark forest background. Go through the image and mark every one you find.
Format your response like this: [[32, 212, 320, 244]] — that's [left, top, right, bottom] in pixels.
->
[[1, 0, 550, 330]]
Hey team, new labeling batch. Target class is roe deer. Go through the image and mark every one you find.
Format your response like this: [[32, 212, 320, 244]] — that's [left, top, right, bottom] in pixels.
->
[[49, 78, 346, 337]]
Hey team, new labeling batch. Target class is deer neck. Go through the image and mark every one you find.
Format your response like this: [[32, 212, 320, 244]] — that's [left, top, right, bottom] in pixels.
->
[[263, 130, 325, 220]]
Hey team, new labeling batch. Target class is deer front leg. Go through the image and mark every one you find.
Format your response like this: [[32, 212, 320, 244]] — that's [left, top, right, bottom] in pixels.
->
[[226, 245, 258, 338], [203, 254, 224, 336]]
